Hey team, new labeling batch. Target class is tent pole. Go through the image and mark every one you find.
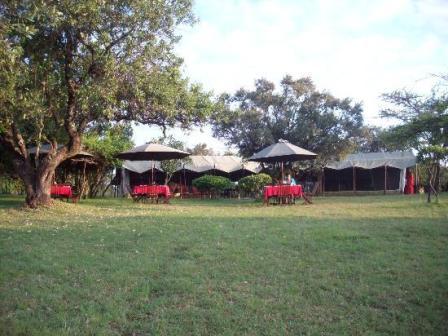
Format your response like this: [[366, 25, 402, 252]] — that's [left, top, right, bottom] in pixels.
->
[[81, 161, 87, 199], [338, 170, 340, 192], [322, 167, 325, 195], [384, 165, 387, 195], [183, 166, 187, 195], [151, 163, 154, 185], [352, 166, 356, 193], [281, 162, 284, 183]]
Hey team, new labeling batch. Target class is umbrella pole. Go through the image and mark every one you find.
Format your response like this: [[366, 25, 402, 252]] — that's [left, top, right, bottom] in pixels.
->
[[281, 162, 284, 183], [151, 164, 154, 185]]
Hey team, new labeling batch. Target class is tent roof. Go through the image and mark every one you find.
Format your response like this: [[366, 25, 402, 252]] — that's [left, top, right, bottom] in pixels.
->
[[122, 156, 262, 174], [116, 143, 190, 161], [122, 160, 162, 174], [180, 155, 261, 173], [326, 151, 416, 170], [249, 140, 317, 163]]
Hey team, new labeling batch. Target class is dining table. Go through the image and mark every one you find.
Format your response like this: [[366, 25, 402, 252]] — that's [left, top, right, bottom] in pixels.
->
[[50, 184, 74, 200], [263, 185, 303, 205], [132, 185, 171, 203]]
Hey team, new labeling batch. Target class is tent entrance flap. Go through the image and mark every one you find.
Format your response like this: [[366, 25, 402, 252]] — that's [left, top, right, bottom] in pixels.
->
[[324, 167, 401, 192]]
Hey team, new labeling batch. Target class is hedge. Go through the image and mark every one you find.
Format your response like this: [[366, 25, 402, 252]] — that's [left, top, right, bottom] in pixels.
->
[[238, 173, 272, 195], [192, 175, 233, 192]]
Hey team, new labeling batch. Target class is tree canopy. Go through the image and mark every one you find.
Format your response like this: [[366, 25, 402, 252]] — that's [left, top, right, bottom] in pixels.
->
[[187, 143, 215, 155], [151, 135, 189, 184], [0, 0, 214, 207], [380, 77, 448, 201], [212, 76, 365, 166], [82, 123, 134, 197]]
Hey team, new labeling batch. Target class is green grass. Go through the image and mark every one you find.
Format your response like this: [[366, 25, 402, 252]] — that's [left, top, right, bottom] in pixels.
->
[[0, 194, 447, 335]]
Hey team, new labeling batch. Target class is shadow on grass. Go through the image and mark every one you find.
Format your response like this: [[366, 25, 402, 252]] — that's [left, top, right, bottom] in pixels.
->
[[2, 193, 446, 211], [0, 195, 24, 209], [79, 197, 263, 208]]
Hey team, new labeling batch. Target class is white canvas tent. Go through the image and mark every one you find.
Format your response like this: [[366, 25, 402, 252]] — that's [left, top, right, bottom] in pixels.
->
[[118, 156, 262, 194], [119, 161, 162, 194], [121, 156, 261, 175], [122, 160, 161, 174], [325, 151, 416, 192], [326, 151, 416, 170], [181, 156, 261, 174]]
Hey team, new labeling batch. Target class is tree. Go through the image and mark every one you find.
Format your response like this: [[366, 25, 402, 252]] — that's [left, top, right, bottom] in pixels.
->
[[187, 143, 215, 155], [380, 78, 448, 202], [354, 126, 395, 153], [212, 76, 364, 167], [151, 135, 189, 184], [238, 173, 272, 198], [192, 175, 233, 194], [0, 1, 213, 207], [83, 123, 134, 197]]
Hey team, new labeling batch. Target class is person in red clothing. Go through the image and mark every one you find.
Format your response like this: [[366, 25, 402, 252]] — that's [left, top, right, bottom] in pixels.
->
[[404, 169, 415, 194]]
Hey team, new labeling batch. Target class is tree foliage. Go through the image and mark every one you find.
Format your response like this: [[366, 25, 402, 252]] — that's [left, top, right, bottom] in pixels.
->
[[187, 143, 215, 155], [354, 126, 395, 153], [192, 175, 233, 193], [151, 135, 190, 184], [238, 173, 272, 197], [380, 77, 448, 202], [0, 0, 214, 207], [84, 124, 134, 168], [212, 76, 365, 166], [82, 123, 134, 197]]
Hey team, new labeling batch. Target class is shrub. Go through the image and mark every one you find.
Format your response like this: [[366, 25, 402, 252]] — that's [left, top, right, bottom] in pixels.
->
[[0, 175, 25, 194], [192, 175, 233, 193], [238, 173, 272, 196]]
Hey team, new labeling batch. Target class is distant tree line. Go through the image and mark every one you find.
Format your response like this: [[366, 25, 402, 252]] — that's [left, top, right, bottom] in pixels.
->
[[210, 74, 447, 201]]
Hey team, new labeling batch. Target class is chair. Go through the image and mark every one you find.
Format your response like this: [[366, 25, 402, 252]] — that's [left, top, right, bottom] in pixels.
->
[[131, 185, 144, 202], [280, 185, 293, 205], [51, 184, 79, 203], [145, 185, 159, 203]]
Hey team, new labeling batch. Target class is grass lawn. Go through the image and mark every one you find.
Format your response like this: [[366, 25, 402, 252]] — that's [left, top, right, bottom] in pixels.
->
[[0, 194, 447, 335]]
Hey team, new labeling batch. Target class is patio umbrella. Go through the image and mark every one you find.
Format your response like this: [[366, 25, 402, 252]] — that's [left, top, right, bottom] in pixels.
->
[[248, 139, 317, 181], [28, 144, 96, 187], [28, 144, 94, 159], [116, 143, 190, 184], [116, 143, 190, 161]]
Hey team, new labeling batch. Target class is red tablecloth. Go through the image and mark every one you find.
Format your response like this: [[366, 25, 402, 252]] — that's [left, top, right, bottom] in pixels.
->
[[132, 185, 171, 199], [264, 185, 303, 202], [51, 185, 73, 198]]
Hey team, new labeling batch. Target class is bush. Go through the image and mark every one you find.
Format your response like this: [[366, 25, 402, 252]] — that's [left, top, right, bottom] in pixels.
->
[[416, 164, 448, 192], [238, 173, 272, 196], [0, 175, 25, 194], [192, 175, 233, 193]]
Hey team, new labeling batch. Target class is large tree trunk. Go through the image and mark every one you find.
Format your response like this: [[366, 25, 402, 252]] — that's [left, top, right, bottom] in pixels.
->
[[434, 162, 441, 193], [25, 169, 54, 208], [28, 154, 73, 207], [8, 134, 82, 208], [426, 163, 439, 203], [1, 28, 83, 208], [13, 157, 57, 208]]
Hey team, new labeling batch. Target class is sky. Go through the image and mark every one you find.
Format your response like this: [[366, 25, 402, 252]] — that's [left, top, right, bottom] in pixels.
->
[[133, 0, 448, 153]]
